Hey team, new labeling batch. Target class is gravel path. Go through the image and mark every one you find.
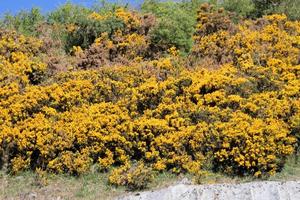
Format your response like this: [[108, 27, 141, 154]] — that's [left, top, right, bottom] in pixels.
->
[[117, 181, 300, 200]]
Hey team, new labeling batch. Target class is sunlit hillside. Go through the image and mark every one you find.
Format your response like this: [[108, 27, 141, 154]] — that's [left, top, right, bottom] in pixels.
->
[[0, 0, 299, 194]]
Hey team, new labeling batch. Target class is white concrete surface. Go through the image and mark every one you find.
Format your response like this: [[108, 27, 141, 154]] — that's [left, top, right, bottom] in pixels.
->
[[117, 181, 300, 200]]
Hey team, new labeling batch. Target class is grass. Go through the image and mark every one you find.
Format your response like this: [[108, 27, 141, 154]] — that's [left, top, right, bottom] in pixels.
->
[[270, 156, 300, 181], [0, 171, 126, 200], [1, 156, 299, 200]]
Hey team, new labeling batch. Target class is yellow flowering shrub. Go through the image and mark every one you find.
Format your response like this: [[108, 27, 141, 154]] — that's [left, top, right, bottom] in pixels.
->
[[0, 6, 300, 189], [0, 30, 46, 86], [207, 112, 295, 176], [187, 9, 300, 176], [77, 8, 153, 69], [108, 162, 154, 190], [88, 12, 107, 21]]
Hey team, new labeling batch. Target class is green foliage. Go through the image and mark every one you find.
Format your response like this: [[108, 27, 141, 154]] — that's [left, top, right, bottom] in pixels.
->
[[1, 8, 44, 36], [141, 0, 203, 54], [220, 0, 300, 20], [251, 0, 281, 17], [47, 2, 91, 25], [1, 0, 299, 55], [222, 0, 255, 18], [211, 0, 300, 20], [92, 0, 128, 13], [47, 2, 126, 51], [65, 15, 124, 50], [271, 0, 300, 20]]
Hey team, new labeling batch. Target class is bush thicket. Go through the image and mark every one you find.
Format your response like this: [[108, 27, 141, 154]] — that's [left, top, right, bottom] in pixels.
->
[[0, 1, 300, 191]]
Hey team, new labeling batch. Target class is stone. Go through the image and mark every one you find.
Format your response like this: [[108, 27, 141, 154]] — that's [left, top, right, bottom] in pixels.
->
[[116, 181, 300, 200]]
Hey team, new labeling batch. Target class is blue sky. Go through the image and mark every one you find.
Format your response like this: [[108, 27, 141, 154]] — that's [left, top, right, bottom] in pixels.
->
[[0, 0, 141, 14]]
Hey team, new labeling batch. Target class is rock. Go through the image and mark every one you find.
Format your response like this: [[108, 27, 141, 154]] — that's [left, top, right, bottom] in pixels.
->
[[176, 178, 192, 185], [116, 181, 300, 200], [28, 192, 37, 200], [15, 176, 24, 180]]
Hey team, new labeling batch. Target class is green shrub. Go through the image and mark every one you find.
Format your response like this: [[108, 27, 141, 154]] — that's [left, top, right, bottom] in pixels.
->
[[47, 3, 91, 25], [141, 0, 203, 54], [1, 8, 44, 36], [48, 3, 127, 51], [64, 15, 124, 50], [222, 0, 255, 18], [272, 0, 300, 20], [218, 0, 300, 20], [247, 0, 300, 20]]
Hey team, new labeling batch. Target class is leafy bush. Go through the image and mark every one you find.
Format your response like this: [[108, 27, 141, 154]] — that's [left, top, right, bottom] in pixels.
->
[[47, 3, 91, 25], [219, 0, 300, 20], [251, 0, 300, 20], [1, 8, 44, 36], [271, 0, 300, 20], [64, 14, 124, 50], [47, 3, 121, 51], [222, 0, 255, 18], [251, 0, 282, 17], [141, 0, 203, 54]]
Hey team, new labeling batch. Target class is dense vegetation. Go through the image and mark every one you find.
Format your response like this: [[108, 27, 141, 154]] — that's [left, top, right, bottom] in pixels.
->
[[0, 0, 299, 190]]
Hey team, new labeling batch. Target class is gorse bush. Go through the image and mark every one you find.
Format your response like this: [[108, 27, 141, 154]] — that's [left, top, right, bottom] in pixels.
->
[[0, 2, 300, 190], [109, 162, 154, 190], [2, 0, 299, 55], [76, 7, 155, 68]]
